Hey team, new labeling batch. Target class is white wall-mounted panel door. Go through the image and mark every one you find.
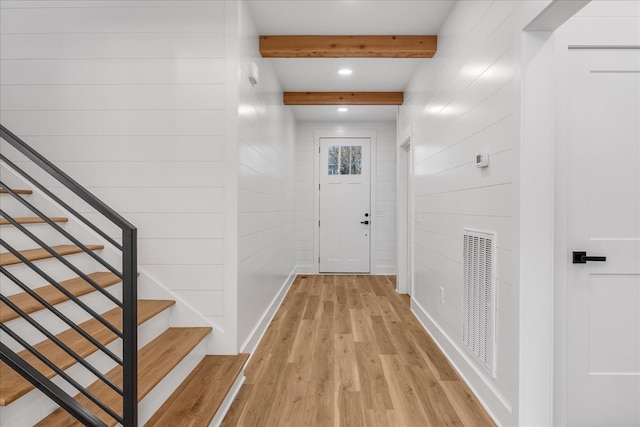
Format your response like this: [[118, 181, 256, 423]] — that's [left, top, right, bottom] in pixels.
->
[[319, 137, 370, 273], [566, 49, 640, 427]]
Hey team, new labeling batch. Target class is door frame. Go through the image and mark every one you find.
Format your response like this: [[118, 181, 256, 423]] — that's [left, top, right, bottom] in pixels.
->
[[313, 129, 378, 274], [552, 22, 640, 427], [396, 134, 413, 295]]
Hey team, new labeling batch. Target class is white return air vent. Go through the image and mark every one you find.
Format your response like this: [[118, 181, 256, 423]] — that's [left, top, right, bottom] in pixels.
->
[[462, 229, 497, 377]]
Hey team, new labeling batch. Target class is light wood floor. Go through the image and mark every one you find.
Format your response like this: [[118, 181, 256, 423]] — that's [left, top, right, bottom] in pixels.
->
[[222, 275, 495, 427]]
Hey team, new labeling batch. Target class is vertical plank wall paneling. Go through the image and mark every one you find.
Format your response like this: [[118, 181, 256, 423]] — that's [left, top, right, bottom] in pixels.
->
[[399, 1, 532, 424], [295, 121, 397, 275], [0, 1, 229, 337], [236, 1, 297, 350]]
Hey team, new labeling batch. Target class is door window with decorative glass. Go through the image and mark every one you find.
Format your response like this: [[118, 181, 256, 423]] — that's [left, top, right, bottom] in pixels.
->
[[328, 146, 362, 175]]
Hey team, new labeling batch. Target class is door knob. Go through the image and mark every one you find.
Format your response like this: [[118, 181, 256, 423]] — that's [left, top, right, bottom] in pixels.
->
[[572, 251, 606, 264], [360, 220, 369, 225]]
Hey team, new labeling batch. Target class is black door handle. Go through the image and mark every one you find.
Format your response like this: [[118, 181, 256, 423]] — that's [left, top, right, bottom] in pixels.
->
[[360, 220, 369, 225], [573, 251, 606, 264]]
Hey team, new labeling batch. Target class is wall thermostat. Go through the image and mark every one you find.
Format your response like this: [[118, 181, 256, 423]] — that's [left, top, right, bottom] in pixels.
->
[[475, 152, 489, 168]]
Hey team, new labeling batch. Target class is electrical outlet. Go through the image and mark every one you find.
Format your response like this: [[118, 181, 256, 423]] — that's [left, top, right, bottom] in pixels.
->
[[440, 287, 445, 304]]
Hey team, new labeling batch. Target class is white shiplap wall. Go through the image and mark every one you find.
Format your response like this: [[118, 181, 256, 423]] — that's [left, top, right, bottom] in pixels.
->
[[236, 1, 297, 352], [0, 1, 231, 348], [399, 2, 540, 425], [295, 121, 396, 275]]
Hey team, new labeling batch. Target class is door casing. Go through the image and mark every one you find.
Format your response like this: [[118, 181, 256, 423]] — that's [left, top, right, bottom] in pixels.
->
[[552, 15, 640, 427], [396, 135, 413, 295], [313, 129, 378, 274], [319, 137, 371, 273]]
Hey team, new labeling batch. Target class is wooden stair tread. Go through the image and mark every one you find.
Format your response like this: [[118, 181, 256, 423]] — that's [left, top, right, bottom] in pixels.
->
[[0, 189, 32, 195], [0, 271, 121, 323], [0, 300, 175, 406], [0, 216, 68, 225], [0, 244, 104, 267], [35, 327, 212, 427], [145, 353, 250, 427]]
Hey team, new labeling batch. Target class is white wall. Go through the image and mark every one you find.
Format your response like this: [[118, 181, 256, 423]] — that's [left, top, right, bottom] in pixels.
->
[[295, 120, 397, 275], [0, 0, 228, 329], [399, 2, 548, 425], [235, 1, 297, 352]]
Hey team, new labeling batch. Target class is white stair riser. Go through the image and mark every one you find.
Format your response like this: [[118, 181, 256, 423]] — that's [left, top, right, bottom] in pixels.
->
[[0, 307, 173, 427], [0, 166, 71, 220], [0, 196, 37, 217], [1, 284, 122, 351], [51, 218, 123, 270], [0, 223, 70, 252], [1, 252, 108, 295], [138, 335, 210, 426], [0, 163, 32, 192]]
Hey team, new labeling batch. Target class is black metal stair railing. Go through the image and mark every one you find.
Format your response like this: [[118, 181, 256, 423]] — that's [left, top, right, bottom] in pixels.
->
[[0, 124, 138, 427]]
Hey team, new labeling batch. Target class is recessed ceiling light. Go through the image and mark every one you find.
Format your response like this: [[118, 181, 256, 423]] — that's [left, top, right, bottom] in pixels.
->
[[338, 107, 348, 112], [338, 69, 353, 76]]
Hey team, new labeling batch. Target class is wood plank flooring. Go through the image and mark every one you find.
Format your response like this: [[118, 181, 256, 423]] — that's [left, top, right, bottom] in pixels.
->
[[145, 354, 250, 427], [222, 275, 495, 427]]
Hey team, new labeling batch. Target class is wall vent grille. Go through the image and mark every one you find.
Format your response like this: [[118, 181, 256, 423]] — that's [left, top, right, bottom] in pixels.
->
[[462, 229, 497, 377]]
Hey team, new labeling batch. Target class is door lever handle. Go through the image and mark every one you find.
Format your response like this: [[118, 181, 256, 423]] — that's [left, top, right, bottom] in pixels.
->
[[360, 220, 369, 225], [573, 251, 606, 264]]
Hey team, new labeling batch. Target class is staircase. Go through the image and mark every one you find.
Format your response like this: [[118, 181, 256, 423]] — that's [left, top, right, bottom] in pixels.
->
[[0, 125, 249, 426]]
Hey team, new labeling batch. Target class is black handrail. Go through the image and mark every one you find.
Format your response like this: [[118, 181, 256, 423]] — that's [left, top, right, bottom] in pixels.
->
[[0, 209, 122, 310], [121, 227, 138, 427], [0, 294, 123, 395], [0, 325, 123, 424], [0, 125, 135, 231], [0, 238, 123, 335], [0, 123, 138, 426], [0, 343, 108, 427], [0, 153, 123, 251], [0, 184, 124, 279], [0, 265, 123, 365], [0, 219, 123, 309]]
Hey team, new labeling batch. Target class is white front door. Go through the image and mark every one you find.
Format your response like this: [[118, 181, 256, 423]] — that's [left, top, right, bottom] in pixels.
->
[[319, 137, 370, 273], [566, 49, 640, 426]]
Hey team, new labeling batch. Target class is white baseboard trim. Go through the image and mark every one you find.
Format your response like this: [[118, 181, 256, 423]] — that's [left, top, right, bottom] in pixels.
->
[[240, 268, 296, 354], [410, 298, 509, 426], [209, 372, 245, 427], [296, 266, 396, 275], [296, 265, 316, 275], [373, 266, 396, 275]]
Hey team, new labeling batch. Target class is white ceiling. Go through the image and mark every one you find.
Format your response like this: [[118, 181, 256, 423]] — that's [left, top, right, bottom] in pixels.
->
[[246, 0, 456, 121], [270, 58, 423, 92], [291, 105, 398, 122], [246, 1, 455, 35]]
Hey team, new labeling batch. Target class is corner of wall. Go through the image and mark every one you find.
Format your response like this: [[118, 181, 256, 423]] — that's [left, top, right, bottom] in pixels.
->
[[234, 0, 298, 352], [223, 0, 241, 354]]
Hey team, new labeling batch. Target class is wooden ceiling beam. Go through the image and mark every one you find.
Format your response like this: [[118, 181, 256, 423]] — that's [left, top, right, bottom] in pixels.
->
[[283, 92, 403, 106], [260, 35, 437, 58]]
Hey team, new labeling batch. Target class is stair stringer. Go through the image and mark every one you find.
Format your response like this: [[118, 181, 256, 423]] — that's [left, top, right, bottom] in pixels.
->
[[136, 270, 232, 355]]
